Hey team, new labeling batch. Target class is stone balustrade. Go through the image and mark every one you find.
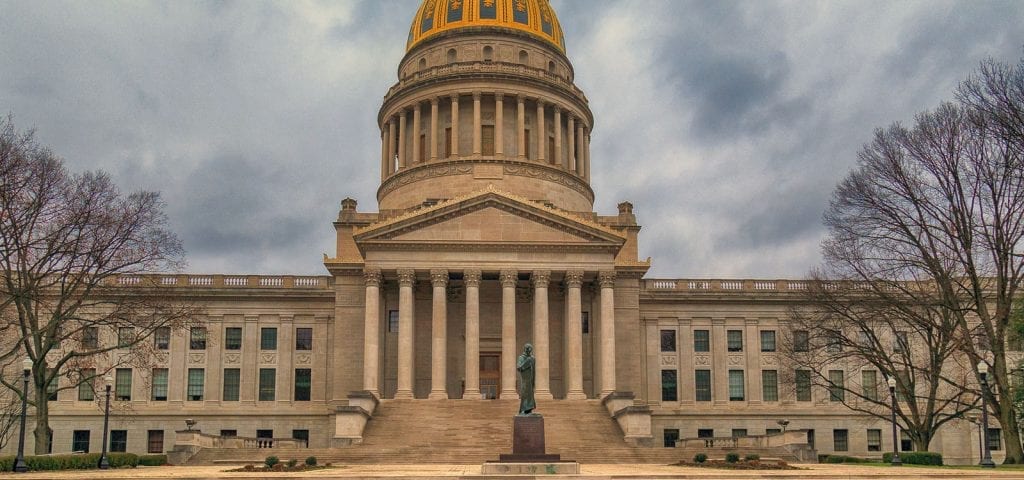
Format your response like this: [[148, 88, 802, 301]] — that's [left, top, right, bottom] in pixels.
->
[[110, 274, 332, 289], [385, 60, 588, 104], [644, 279, 812, 292]]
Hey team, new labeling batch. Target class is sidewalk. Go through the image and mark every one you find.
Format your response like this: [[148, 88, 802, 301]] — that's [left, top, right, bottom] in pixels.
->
[[4, 464, 1024, 479]]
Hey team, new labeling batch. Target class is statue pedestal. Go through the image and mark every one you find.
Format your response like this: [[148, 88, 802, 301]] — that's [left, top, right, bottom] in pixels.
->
[[484, 415, 578, 474]]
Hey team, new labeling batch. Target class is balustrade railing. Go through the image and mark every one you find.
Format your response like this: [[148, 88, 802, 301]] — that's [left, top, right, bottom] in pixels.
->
[[111, 274, 331, 289]]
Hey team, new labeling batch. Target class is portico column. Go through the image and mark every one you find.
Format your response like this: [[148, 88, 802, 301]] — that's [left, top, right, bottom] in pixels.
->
[[412, 102, 421, 164], [464, 269, 482, 398], [536, 100, 546, 162], [362, 269, 383, 396], [387, 117, 397, 174], [398, 110, 408, 169], [565, 270, 586, 399], [516, 96, 526, 159], [553, 107, 562, 168], [430, 98, 439, 161], [567, 115, 576, 173], [472, 92, 482, 155], [395, 269, 416, 399], [598, 270, 616, 397], [450, 95, 460, 157], [500, 269, 519, 399], [429, 269, 449, 399], [532, 270, 553, 399], [494, 93, 504, 156], [576, 122, 585, 176]]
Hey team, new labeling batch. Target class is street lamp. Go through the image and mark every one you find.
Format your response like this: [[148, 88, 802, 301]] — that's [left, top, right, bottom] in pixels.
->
[[978, 361, 995, 468], [13, 357, 32, 473], [887, 376, 901, 466], [98, 374, 113, 470]]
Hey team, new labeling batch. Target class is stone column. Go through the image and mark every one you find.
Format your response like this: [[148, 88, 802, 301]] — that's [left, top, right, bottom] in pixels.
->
[[584, 131, 592, 182], [380, 129, 388, 181], [450, 95, 460, 157], [536, 100, 546, 163], [598, 270, 616, 397], [429, 269, 449, 399], [430, 98, 439, 161], [472, 92, 482, 155], [567, 115, 576, 173], [395, 269, 416, 399], [387, 117, 397, 174], [576, 122, 585, 176], [500, 269, 519, 399], [532, 270, 553, 399], [363, 268, 383, 396], [398, 110, 408, 170], [565, 270, 586, 399], [464, 269, 482, 398], [412, 103, 421, 164], [554, 107, 562, 168], [516, 96, 526, 159], [494, 93, 504, 156]]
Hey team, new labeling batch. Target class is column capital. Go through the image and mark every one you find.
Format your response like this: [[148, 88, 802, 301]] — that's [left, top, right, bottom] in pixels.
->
[[472, 91, 482, 100], [499, 269, 518, 288], [495, 91, 504, 100], [464, 269, 482, 287], [598, 270, 616, 288], [517, 94, 525, 104], [430, 269, 449, 288], [565, 270, 585, 288], [397, 269, 416, 286], [389, 116, 398, 125], [364, 268, 383, 287], [553, 104, 561, 114], [536, 98, 545, 108], [450, 93, 460, 103], [431, 97, 440, 106], [531, 270, 551, 287]]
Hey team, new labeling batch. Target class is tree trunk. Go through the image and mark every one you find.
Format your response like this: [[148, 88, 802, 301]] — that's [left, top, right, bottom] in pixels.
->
[[999, 406, 1024, 464], [32, 384, 49, 455]]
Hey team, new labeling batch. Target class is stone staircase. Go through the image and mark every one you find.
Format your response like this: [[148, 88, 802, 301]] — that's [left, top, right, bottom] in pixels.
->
[[187, 398, 690, 465]]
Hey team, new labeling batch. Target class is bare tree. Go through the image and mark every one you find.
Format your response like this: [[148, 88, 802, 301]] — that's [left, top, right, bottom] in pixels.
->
[[813, 54, 1024, 462], [0, 117, 195, 454]]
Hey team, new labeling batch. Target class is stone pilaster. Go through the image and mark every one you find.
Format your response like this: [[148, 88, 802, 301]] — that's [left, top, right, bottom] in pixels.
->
[[516, 96, 526, 159], [464, 269, 482, 398], [450, 95, 460, 157], [494, 93, 504, 156], [553, 107, 562, 168], [500, 269, 519, 399], [599, 270, 616, 396], [398, 110, 408, 169], [412, 103, 422, 164], [536, 100, 545, 162], [567, 115, 576, 173], [565, 270, 586, 399], [395, 269, 416, 399], [532, 270, 552, 399], [430, 98, 439, 161], [362, 268, 382, 395], [472, 92, 482, 155], [429, 269, 449, 399]]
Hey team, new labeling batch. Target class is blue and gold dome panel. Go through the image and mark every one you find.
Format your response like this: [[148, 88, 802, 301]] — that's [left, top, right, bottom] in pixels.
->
[[408, 0, 566, 53]]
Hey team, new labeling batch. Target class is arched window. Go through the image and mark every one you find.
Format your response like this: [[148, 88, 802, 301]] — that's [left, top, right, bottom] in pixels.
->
[[518, 50, 529, 65], [418, 58, 427, 70], [548, 61, 556, 74], [483, 46, 493, 62], [447, 48, 457, 64]]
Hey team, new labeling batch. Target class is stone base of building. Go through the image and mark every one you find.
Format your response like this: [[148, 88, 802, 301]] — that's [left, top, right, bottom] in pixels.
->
[[481, 462, 580, 475]]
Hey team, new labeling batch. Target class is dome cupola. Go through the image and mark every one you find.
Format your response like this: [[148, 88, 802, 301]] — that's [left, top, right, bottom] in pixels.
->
[[408, 0, 566, 53]]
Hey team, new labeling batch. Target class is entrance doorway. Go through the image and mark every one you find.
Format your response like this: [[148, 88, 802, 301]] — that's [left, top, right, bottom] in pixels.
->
[[480, 353, 500, 399]]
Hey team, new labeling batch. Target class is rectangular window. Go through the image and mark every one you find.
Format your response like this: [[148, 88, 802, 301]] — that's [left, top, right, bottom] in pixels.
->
[[900, 430, 912, 451], [727, 330, 743, 352], [796, 370, 812, 402], [388, 310, 399, 333], [794, 330, 809, 352], [151, 368, 168, 401], [260, 328, 278, 350], [482, 125, 495, 156], [524, 128, 532, 160], [826, 330, 842, 353], [78, 368, 95, 401], [223, 368, 240, 401], [444, 127, 452, 158], [115, 368, 132, 401], [697, 429, 713, 439], [894, 331, 909, 353], [259, 368, 276, 401], [896, 370, 911, 402], [190, 327, 206, 350], [857, 331, 871, 348], [117, 327, 134, 348], [695, 369, 712, 401], [419, 134, 427, 160], [581, 312, 590, 334], [257, 429, 273, 439], [728, 370, 745, 401], [833, 429, 849, 452], [295, 368, 311, 401], [660, 330, 676, 352], [762, 370, 778, 402], [224, 327, 242, 350], [760, 330, 776, 352], [154, 327, 170, 350], [694, 330, 710, 352], [296, 328, 313, 351], [663, 428, 680, 448], [110, 430, 127, 452], [147, 430, 164, 454], [766, 428, 782, 435], [187, 368, 204, 401], [661, 370, 678, 402], [72, 430, 90, 453], [46, 371, 58, 401], [732, 429, 748, 438], [867, 429, 882, 452], [220, 430, 237, 437], [829, 370, 845, 402], [293, 429, 310, 447], [83, 327, 98, 349], [988, 428, 1002, 451], [862, 370, 878, 401], [548, 136, 555, 162]]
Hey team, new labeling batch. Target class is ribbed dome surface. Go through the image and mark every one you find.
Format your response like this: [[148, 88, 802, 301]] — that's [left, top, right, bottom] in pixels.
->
[[408, 0, 565, 53]]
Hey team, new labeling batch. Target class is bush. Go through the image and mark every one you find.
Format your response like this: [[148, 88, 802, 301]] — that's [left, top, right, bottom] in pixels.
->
[[693, 453, 707, 463], [882, 451, 943, 466], [823, 455, 871, 464], [108, 453, 139, 468], [265, 456, 280, 467], [305, 456, 318, 466], [286, 458, 297, 467], [744, 453, 760, 461], [725, 452, 740, 463], [138, 455, 167, 466]]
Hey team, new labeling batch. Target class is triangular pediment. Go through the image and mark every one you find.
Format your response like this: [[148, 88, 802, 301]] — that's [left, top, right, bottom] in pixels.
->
[[353, 187, 625, 253]]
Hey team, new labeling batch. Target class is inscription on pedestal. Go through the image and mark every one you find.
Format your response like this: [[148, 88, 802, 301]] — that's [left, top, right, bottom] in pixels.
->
[[512, 415, 545, 455]]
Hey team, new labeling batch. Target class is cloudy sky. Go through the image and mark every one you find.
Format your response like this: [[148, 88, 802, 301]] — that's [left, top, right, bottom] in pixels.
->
[[1, 0, 1021, 278]]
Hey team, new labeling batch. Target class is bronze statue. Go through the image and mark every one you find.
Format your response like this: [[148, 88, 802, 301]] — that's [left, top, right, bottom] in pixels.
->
[[517, 343, 536, 415]]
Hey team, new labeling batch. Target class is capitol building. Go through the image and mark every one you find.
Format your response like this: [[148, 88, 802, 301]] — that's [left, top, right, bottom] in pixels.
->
[[18, 0, 997, 465]]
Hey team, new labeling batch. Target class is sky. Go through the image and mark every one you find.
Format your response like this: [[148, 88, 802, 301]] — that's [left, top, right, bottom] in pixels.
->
[[1, 0, 1021, 278]]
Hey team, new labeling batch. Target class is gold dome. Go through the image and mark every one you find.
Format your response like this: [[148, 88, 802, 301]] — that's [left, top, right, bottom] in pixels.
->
[[408, 0, 566, 53]]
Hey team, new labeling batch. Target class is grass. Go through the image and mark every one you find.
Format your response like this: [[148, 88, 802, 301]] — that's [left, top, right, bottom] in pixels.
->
[[859, 462, 1024, 470]]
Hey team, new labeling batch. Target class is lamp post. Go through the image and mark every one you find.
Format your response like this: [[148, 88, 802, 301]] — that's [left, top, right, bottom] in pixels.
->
[[13, 357, 32, 473], [966, 414, 983, 462], [978, 361, 995, 468], [887, 376, 901, 466], [98, 374, 113, 470]]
